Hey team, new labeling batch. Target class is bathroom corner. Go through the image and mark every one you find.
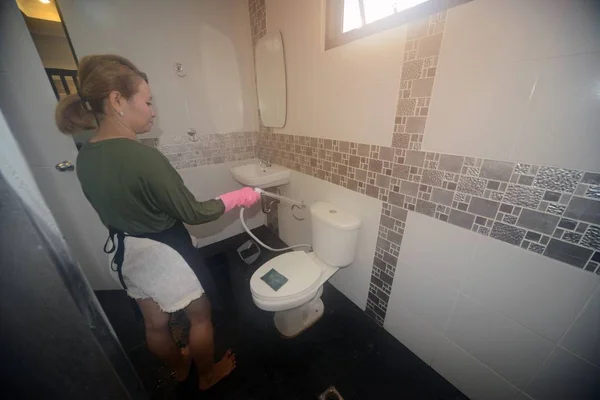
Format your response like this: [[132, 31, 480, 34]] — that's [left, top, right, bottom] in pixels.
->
[[258, 0, 600, 398]]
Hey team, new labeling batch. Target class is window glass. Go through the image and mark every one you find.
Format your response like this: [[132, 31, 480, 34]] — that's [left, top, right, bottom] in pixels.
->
[[342, 0, 362, 33]]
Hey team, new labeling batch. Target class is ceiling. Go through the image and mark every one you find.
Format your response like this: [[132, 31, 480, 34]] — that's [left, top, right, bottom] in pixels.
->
[[16, 0, 61, 22]]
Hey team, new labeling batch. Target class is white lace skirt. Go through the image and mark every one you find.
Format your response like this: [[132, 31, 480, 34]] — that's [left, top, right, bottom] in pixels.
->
[[109, 236, 204, 313]]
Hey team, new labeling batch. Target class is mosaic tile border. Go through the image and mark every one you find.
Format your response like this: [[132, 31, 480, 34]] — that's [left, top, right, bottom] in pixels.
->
[[256, 133, 600, 320], [373, 11, 446, 324], [143, 131, 258, 170], [248, 0, 267, 46], [255, 134, 600, 262], [393, 11, 445, 152], [251, 6, 600, 326]]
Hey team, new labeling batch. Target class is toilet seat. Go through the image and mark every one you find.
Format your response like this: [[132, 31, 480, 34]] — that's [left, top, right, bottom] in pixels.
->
[[250, 251, 323, 312]]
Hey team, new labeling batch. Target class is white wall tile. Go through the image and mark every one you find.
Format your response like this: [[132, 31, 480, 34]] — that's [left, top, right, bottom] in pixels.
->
[[384, 304, 445, 365], [425, 57, 538, 161], [432, 336, 521, 400], [400, 212, 479, 289], [446, 294, 554, 389], [463, 236, 600, 342], [559, 287, 600, 367], [425, 0, 600, 171], [512, 51, 600, 171], [278, 171, 381, 310], [549, 0, 600, 57], [390, 261, 458, 332], [525, 347, 600, 400], [436, 0, 600, 65], [266, 0, 405, 146]]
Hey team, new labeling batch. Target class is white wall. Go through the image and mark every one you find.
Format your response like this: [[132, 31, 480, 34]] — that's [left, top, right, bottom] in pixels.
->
[[0, 110, 58, 232], [385, 212, 600, 399], [59, 0, 259, 139], [425, 0, 600, 172], [277, 171, 381, 310], [266, 0, 405, 146]]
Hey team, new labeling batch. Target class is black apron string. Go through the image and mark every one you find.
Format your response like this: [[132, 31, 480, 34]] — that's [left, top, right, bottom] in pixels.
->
[[104, 228, 128, 290], [103, 231, 116, 253]]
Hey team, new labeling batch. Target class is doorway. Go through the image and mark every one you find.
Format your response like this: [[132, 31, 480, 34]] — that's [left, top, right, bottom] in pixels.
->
[[17, 0, 93, 148]]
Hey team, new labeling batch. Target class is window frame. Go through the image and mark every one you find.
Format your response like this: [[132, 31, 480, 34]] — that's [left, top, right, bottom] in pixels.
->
[[325, 0, 472, 50]]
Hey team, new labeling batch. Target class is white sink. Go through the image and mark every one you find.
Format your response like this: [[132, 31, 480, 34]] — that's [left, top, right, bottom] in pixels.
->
[[230, 163, 290, 188]]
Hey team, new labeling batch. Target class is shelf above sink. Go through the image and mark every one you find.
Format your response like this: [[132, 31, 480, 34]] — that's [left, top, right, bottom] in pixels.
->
[[230, 162, 290, 188]]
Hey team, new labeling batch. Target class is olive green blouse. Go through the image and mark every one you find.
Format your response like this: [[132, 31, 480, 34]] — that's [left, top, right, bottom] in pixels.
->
[[76, 138, 224, 235]]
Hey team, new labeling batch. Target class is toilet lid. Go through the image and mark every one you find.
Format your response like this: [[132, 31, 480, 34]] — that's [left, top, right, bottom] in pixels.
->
[[250, 251, 321, 299]]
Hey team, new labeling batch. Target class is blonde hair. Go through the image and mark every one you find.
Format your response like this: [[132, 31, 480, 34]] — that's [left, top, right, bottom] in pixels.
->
[[55, 54, 148, 134]]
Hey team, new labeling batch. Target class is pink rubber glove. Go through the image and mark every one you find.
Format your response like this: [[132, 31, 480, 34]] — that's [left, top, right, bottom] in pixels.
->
[[218, 187, 261, 212]]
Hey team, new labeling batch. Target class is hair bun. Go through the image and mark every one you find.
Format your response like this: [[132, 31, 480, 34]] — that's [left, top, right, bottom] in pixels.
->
[[54, 54, 146, 135], [55, 93, 97, 134]]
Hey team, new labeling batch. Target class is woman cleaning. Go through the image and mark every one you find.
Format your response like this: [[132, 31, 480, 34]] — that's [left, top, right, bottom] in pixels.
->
[[55, 54, 260, 390]]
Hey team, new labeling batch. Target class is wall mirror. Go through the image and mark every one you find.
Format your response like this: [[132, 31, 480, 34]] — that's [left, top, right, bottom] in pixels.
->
[[255, 30, 287, 128]]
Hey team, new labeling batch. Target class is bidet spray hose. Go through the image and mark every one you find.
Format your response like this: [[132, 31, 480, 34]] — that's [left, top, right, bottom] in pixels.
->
[[253, 188, 305, 207], [238, 188, 312, 252]]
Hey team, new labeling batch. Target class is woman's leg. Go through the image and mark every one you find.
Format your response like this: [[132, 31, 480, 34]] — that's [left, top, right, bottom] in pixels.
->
[[183, 295, 236, 390], [136, 298, 190, 381]]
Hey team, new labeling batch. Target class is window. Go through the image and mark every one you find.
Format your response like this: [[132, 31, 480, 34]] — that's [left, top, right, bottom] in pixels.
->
[[325, 0, 472, 50]]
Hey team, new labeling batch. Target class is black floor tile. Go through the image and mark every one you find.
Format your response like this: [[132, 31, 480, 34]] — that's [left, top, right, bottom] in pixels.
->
[[97, 226, 466, 400], [95, 289, 145, 352], [127, 344, 178, 400]]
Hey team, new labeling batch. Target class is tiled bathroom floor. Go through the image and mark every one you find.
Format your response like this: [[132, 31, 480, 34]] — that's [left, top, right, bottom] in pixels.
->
[[96, 226, 466, 400]]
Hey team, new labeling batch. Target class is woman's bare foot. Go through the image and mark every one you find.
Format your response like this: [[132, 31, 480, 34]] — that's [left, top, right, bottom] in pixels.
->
[[198, 349, 237, 390], [174, 346, 192, 382]]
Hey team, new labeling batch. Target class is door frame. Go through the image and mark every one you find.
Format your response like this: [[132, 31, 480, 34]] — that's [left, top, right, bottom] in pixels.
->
[[0, 0, 119, 290]]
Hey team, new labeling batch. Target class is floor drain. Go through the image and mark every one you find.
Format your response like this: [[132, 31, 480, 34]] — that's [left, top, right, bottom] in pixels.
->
[[319, 386, 343, 400]]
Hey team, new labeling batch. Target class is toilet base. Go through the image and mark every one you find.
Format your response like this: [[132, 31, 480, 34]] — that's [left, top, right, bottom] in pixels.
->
[[273, 287, 324, 338]]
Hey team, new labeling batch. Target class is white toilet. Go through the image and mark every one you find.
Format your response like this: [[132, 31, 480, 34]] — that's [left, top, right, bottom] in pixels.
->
[[250, 201, 361, 337]]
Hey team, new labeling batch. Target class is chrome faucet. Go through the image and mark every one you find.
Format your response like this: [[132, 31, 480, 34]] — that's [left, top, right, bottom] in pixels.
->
[[260, 157, 272, 167]]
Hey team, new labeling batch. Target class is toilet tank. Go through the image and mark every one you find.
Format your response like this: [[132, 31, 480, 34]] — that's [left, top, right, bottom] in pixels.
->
[[310, 202, 361, 267]]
